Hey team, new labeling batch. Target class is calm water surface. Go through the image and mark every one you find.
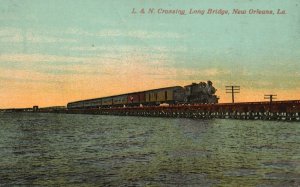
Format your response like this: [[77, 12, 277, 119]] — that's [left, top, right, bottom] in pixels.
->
[[0, 113, 299, 186]]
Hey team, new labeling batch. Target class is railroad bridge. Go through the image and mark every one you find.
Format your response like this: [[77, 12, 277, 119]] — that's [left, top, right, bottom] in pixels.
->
[[63, 100, 300, 121]]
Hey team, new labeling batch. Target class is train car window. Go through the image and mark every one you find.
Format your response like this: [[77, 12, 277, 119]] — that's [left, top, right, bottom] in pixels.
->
[[165, 91, 167, 101]]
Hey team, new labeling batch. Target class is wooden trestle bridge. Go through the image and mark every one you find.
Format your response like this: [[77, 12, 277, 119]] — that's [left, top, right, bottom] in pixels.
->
[[58, 100, 300, 121]]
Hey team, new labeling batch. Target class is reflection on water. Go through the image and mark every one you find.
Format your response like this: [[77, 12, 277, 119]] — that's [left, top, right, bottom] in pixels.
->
[[0, 113, 299, 186]]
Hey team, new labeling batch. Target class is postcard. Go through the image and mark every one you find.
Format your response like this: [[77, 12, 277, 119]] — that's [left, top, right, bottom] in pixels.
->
[[0, 0, 299, 186]]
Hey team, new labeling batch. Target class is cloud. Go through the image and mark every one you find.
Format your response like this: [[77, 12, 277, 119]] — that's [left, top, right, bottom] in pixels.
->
[[65, 27, 184, 39], [0, 27, 23, 42], [64, 28, 94, 37], [0, 54, 83, 63], [96, 30, 183, 39], [0, 27, 77, 43], [0, 68, 60, 83], [0, 34, 23, 43], [68, 45, 187, 54], [0, 27, 20, 37], [0, 52, 229, 83], [25, 33, 77, 43], [202, 68, 230, 76]]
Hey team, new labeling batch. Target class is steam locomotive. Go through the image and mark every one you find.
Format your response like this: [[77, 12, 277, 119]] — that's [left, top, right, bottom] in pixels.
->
[[67, 81, 218, 109]]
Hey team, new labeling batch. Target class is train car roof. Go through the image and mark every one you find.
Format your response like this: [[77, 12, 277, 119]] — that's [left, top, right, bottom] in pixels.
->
[[143, 86, 183, 92], [67, 86, 183, 104]]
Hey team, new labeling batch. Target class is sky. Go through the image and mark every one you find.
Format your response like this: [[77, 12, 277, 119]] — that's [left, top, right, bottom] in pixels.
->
[[0, 0, 300, 108]]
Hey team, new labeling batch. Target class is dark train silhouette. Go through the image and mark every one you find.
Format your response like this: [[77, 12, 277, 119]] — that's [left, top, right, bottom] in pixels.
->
[[67, 81, 218, 109]]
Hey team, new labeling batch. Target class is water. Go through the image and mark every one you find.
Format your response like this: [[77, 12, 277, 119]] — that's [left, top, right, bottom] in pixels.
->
[[0, 113, 299, 186]]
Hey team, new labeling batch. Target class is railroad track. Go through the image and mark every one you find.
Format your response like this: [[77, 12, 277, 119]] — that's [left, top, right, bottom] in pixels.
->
[[51, 100, 300, 122]]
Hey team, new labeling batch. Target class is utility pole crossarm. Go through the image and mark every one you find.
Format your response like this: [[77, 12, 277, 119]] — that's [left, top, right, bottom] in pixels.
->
[[225, 85, 240, 103], [264, 94, 277, 103]]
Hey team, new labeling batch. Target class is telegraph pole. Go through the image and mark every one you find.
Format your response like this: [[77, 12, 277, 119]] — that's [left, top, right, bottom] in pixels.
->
[[226, 86, 240, 103], [264, 94, 277, 104]]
